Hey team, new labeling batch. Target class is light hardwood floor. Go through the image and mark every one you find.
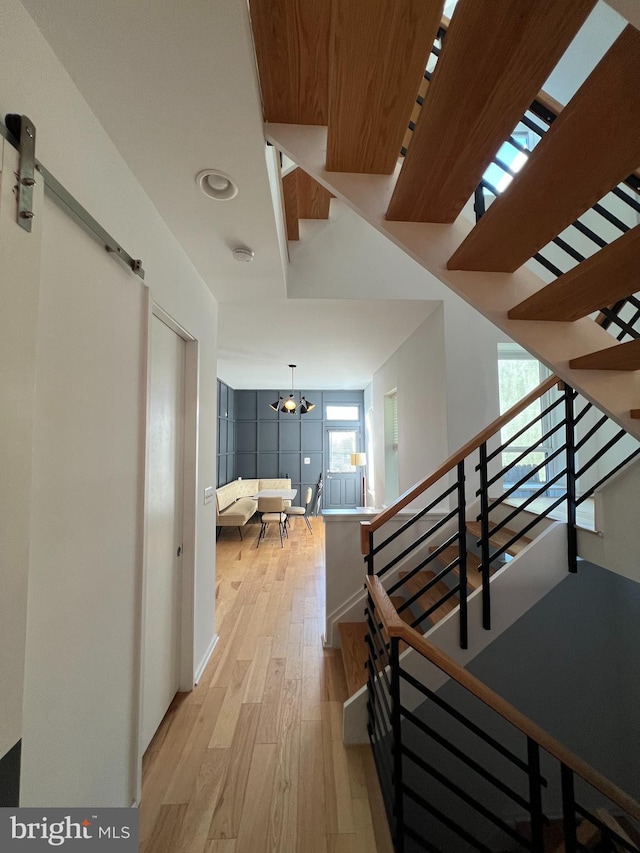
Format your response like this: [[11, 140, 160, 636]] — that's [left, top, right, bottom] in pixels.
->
[[140, 516, 393, 853]]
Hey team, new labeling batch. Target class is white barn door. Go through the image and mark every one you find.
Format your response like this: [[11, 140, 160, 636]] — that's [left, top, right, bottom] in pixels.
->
[[0, 136, 43, 780]]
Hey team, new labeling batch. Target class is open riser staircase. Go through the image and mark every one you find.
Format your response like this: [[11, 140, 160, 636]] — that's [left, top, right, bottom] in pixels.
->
[[339, 377, 640, 851], [338, 376, 639, 694], [247, 2, 640, 849], [249, 0, 640, 439]]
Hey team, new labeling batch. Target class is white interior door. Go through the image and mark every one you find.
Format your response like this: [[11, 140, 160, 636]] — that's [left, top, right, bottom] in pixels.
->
[[141, 313, 186, 752]]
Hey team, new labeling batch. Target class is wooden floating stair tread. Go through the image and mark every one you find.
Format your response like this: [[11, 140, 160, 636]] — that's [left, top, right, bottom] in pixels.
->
[[550, 820, 600, 852], [387, 0, 598, 223], [281, 168, 332, 243], [448, 25, 640, 272], [398, 570, 459, 624], [295, 169, 331, 219], [281, 170, 299, 241], [569, 338, 640, 371], [338, 622, 368, 696], [326, 0, 444, 174], [509, 225, 640, 322], [594, 808, 639, 849], [430, 545, 483, 590], [466, 521, 532, 556], [248, 0, 330, 125], [550, 809, 639, 853]]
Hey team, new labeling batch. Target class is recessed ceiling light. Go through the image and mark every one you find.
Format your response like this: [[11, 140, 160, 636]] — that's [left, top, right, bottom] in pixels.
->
[[196, 169, 239, 201], [231, 247, 255, 263]]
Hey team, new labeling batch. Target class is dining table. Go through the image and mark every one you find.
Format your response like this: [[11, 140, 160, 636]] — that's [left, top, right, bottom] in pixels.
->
[[252, 488, 297, 501]]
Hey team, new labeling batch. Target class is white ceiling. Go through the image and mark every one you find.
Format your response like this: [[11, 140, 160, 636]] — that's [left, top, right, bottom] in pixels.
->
[[217, 298, 438, 390], [19, 0, 440, 390], [18, 0, 633, 391]]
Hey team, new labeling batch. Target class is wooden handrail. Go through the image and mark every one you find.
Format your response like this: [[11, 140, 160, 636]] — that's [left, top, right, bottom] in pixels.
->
[[533, 89, 566, 120], [366, 575, 640, 822], [359, 374, 558, 554]]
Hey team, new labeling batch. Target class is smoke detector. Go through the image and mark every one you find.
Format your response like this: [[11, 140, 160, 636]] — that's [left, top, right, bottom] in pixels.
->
[[231, 247, 255, 263]]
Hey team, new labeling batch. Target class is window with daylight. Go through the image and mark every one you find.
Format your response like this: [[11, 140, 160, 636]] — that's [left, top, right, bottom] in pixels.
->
[[325, 405, 360, 421], [384, 391, 399, 504], [483, 128, 539, 198], [497, 344, 561, 497], [327, 430, 357, 473]]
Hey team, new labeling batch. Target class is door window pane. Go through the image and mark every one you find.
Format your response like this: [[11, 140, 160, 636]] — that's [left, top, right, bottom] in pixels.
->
[[328, 431, 357, 472]]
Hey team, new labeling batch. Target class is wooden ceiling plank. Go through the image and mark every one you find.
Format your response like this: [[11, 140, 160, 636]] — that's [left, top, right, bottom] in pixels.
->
[[326, 0, 444, 174], [296, 169, 331, 219], [249, 0, 330, 124], [508, 226, 640, 322], [448, 25, 640, 272], [387, 0, 598, 223], [282, 170, 300, 240], [569, 339, 640, 371]]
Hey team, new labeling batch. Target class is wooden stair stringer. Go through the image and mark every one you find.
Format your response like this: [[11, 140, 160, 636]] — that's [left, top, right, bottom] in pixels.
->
[[265, 122, 640, 441]]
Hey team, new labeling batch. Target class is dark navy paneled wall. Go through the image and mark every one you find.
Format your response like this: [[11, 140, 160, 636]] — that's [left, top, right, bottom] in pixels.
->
[[216, 380, 235, 487], [217, 383, 364, 507]]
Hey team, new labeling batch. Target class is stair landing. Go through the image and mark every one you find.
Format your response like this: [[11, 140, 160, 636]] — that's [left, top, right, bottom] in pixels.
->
[[502, 495, 596, 532], [337, 598, 411, 697]]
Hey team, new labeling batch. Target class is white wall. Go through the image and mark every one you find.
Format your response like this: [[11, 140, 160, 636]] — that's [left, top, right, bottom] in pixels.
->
[[544, 2, 626, 105], [578, 459, 640, 582], [287, 201, 507, 500], [1, 0, 218, 806], [370, 301, 506, 508], [371, 307, 448, 505]]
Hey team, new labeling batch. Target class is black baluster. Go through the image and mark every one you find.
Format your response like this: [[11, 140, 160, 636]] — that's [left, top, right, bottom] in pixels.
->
[[561, 764, 578, 853], [564, 386, 578, 573], [390, 637, 404, 853], [457, 460, 468, 649], [527, 738, 545, 852], [478, 442, 491, 629]]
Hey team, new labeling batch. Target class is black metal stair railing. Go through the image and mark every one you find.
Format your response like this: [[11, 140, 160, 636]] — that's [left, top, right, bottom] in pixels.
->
[[473, 382, 639, 630], [362, 377, 640, 650], [365, 577, 640, 853], [365, 460, 470, 649]]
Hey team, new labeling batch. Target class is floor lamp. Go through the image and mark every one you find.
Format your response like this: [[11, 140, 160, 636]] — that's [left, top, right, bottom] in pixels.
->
[[351, 452, 367, 507]]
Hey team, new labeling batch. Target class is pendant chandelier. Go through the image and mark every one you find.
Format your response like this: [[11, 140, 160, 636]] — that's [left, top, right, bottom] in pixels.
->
[[269, 364, 315, 414]]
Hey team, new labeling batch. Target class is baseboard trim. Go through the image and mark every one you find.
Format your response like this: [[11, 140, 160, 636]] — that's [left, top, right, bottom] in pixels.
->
[[194, 634, 219, 684]]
